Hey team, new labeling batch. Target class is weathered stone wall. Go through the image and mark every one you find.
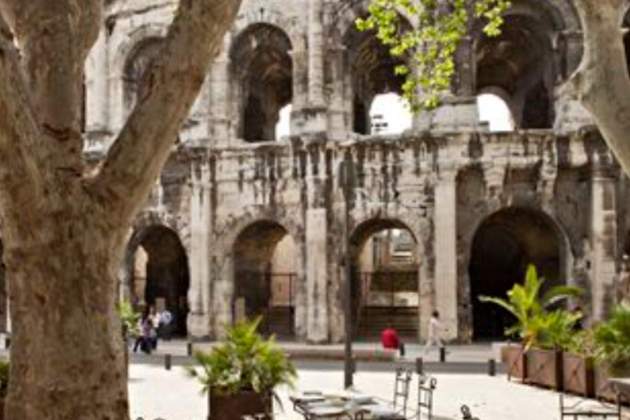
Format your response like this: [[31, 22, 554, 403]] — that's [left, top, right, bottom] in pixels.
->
[[85, 0, 628, 343]]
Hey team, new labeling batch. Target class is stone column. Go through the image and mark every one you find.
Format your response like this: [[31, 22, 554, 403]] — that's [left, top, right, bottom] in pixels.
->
[[85, 28, 110, 150], [290, 47, 308, 135], [589, 153, 618, 321], [188, 159, 212, 339], [210, 38, 232, 144], [308, 0, 325, 107], [327, 44, 347, 140], [433, 166, 459, 341], [303, 0, 327, 133], [305, 208, 329, 342]]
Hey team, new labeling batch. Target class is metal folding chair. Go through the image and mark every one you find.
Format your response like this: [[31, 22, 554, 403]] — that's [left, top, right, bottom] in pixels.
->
[[415, 375, 437, 420], [392, 367, 414, 417], [559, 392, 622, 419]]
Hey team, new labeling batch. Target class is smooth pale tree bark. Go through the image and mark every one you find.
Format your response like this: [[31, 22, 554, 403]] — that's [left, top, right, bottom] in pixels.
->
[[571, 0, 630, 174], [0, 0, 241, 419]]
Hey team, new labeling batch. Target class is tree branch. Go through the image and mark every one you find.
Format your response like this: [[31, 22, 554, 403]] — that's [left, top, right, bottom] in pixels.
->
[[0, 0, 102, 176], [571, 0, 630, 174], [0, 9, 46, 229], [91, 0, 242, 223]]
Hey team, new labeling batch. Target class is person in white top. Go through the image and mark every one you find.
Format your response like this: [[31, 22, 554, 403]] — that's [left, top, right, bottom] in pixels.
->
[[423, 310, 444, 354]]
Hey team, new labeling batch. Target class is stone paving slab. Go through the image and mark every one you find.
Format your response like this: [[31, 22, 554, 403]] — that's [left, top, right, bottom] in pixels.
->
[[129, 362, 629, 420]]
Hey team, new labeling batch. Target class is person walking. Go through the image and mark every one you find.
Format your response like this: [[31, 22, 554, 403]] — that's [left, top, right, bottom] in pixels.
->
[[133, 313, 153, 355], [159, 308, 173, 340], [423, 310, 443, 355], [148, 306, 160, 350]]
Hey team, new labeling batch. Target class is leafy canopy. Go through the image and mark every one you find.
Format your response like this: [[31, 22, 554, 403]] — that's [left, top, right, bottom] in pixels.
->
[[185, 318, 297, 397], [479, 264, 583, 349], [356, 0, 510, 110]]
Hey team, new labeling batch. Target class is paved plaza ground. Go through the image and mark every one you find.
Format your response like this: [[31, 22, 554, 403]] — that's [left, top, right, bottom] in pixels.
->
[[128, 341, 630, 420]]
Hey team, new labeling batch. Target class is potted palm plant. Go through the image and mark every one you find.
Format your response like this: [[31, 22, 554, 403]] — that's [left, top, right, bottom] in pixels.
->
[[592, 304, 630, 401], [186, 318, 297, 420], [480, 264, 582, 385], [0, 359, 9, 420]]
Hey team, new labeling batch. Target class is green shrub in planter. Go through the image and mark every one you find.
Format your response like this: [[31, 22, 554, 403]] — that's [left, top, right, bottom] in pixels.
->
[[593, 304, 630, 377], [186, 318, 297, 419], [479, 264, 583, 349]]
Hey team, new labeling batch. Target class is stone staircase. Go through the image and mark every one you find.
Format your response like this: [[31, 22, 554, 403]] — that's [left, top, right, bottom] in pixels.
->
[[262, 306, 294, 338], [356, 306, 419, 339]]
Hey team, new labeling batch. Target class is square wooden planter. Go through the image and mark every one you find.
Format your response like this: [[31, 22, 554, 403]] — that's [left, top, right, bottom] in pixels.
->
[[526, 348, 563, 390], [594, 365, 619, 403], [562, 353, 594, 397], [208, 388, 271, 420], [501, 345, 527, 381]]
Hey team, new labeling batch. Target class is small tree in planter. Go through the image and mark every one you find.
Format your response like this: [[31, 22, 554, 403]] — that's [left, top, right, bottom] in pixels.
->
[[186, 318, 297, 420], [116, 300, 140, 376], [0, 360, 8, 420], [480, 265, 582, 383], [562, 329, 597, 397], [592, 304, 630, 401]]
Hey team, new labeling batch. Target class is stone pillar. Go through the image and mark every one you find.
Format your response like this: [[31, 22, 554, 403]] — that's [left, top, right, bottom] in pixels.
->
[[290, 47, 308, 135], [210, 38, 232, 144], [188, 160, 212, 339], [304, 0, 327, 133], [85, 28, 110, 150], [327, 45, 347, 140], [589, 154, 618, 320], [305, 208, 329, 342], [433, 167, 459, 341], [308, 0, 325, 107]]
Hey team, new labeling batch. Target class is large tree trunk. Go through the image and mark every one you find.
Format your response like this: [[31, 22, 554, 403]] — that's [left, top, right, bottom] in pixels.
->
[[0, 0, 242, 419], [5, 211, 130, 419], [572, 0, 630, 173]]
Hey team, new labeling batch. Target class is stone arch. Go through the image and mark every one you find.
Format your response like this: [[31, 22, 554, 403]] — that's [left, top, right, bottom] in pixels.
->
[[229, 23, 294, 142], [341, 9, 412, 135], [473, 0, 566, 129], [123, 37, 164, 112], [348, 217, 421, 338], [466, 206, 571, 340], [110, 24, 169, 129], [124, 224, 191, 336], [231, 219, 299, 338]]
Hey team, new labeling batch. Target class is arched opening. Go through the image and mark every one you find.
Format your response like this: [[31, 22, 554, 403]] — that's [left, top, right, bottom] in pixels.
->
[[477, 92, 515, 132], [123, 37, 164, 113], [233, 221, 297, 338], [369, 93, 413, 135], [129, 226, 190, 336], [275, 104, 292, 140], [231, 24, 293, 143], [475, 14, 556, 129], [344, 19, 409, 135], [350, 219, 419, 339], [469, 208, 564, 340]]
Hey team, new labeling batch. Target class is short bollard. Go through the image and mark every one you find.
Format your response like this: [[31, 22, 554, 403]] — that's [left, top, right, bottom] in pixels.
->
[[488, 359, 496, 376], [439, 347, 446, 363], [186, 341, 193, 356], [165, 354, 172, 371], [4, 336, 10, 350], [415, 357, 424, 375]]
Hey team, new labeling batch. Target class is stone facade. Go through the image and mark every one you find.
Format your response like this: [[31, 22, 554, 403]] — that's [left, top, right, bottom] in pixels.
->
[[88, 0, 630, 343]]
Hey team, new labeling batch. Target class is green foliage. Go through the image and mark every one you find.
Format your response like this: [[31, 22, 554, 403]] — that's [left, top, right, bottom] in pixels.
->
[[0, 359, 8, 398], [185, 318, 297, 397], [593, 304, 630, 374], [116, 300, 140, 338], [356, 0, 510, 110], [566, 328, 597, 357], [479, 264, 583, 349]]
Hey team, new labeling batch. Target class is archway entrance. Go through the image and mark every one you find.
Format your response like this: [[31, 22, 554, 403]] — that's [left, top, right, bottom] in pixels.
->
[[469, 208, 563, 340], [129, 226, 190, 336], [230, 24, 293, 142], [350, 219, 419, 339], [233, 221, 297, 338]]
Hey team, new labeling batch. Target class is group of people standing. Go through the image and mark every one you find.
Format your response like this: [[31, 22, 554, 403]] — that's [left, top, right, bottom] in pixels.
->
[[132, 306, 173, 354]]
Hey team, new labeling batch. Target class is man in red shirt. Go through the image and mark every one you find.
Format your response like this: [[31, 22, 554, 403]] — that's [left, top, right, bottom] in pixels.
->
[[381, 326, 404, 356]]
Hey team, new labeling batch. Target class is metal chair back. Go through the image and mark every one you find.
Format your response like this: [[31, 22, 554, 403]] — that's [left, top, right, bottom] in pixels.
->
[[416, 375, 437, 420], [393, 367, 413, 416], [461, 405, 479, 420], [559, 392, 622, 419]]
